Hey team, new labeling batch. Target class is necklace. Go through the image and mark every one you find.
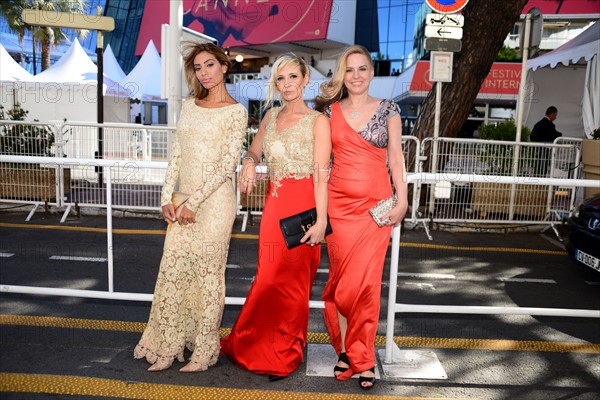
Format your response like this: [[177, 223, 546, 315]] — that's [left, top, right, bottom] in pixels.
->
[[350, 111, 360, 119]]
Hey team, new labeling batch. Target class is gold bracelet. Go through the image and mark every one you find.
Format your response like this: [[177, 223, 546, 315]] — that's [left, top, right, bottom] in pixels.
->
[[242, 156, 255, 163]]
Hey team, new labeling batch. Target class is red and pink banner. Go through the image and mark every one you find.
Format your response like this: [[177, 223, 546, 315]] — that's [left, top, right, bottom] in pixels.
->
[[136, 0, 334, 55], [410, 61, 522, 96]]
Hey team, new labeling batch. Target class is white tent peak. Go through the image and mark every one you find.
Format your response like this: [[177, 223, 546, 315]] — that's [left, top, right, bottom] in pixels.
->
[[32, 39, 97, 82], [120, 39, 162, 100], [28, 39, 131, 98], [103, 44, 126, 83], [0, 43, 34, 81], [528, 21, 600, 71]]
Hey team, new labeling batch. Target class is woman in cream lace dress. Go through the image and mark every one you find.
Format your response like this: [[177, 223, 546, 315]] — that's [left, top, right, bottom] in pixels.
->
[[134, 42, 247, 372]]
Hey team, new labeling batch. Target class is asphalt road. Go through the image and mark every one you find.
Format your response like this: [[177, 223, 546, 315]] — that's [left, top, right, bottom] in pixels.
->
[[1, 209, 599, 399]]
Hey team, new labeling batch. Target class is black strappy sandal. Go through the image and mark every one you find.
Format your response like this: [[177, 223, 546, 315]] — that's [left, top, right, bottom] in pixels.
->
[[333, 352, 350, 376], [359, 367, 376, 390]]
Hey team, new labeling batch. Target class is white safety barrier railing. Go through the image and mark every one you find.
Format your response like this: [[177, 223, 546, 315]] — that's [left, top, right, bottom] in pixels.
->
[[2, 159, 599, 363], [1, 120, 176, 221], [384, 172, 600, 365], [0, 155, 251, 306], [235, 136, 422, 232], [417, 137, 582, 240], [0, 120, 63, 213]]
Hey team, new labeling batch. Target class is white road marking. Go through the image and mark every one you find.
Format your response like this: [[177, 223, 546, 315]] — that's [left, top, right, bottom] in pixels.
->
[[404, 282, 436, 290], [398, 272, 456, 280], [0, 253, 15, 258], [49, 256, 107, 262], [497, 277, 556, 284]]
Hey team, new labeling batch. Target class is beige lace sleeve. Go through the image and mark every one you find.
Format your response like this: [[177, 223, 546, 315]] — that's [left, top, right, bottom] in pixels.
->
[[186, 105, 248, 212], [160, 133, 181, 206]]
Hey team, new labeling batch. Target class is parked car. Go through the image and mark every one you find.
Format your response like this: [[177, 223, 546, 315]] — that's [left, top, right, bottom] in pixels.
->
[[564, 193, 600, 274]]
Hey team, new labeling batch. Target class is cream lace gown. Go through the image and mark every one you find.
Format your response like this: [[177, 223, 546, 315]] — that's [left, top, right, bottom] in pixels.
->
[[134, 99, 247, 370]]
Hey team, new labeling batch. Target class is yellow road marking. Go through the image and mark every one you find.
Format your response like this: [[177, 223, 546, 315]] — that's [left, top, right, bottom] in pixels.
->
[[0, 222, 565, 255], [399, 242, 566, 255], [1, 314, 597, 354], [0, 222, 164, 235], [0, 373, 457, 400]]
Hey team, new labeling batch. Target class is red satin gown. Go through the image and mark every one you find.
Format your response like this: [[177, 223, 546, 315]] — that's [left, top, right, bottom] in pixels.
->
[[322, 101, 395, 374], [221, 109, 321, 378]]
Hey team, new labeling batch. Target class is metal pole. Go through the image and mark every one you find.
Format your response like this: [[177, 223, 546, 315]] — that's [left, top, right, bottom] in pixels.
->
[[168, 1, 183, 127], [509, 14, 531, 220], [428, 81, 443, 215], [385, 225, 402, 363], [96, 5, 104, 187], [106, 166, 113, 292]]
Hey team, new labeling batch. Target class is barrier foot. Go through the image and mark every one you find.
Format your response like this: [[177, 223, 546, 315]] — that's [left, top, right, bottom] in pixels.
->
[[548, 222, 563, 242], [378, 343, 447, 380], [25, 204, 39, 221], [60, 205, 72, 224], [241, 211, 248, 232], [421, 219, 433, 241]]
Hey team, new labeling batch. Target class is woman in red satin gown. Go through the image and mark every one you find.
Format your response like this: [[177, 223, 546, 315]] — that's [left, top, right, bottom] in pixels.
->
[[220, 54, 331, 380], [314, 45, 408, 390]]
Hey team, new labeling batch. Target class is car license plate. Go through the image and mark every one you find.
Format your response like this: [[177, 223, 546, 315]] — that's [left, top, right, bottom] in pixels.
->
[[576, 249, 600, 271]]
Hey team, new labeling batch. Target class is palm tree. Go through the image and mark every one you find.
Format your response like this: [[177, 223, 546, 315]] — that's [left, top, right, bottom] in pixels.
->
[[0, 0, 89, 72]]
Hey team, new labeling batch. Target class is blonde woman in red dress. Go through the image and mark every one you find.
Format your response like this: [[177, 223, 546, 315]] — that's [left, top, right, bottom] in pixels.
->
[[314, 45, 408, 390], [220, 54, 331, 381]]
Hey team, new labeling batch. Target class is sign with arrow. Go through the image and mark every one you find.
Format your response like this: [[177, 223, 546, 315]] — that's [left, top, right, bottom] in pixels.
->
[[425, 25, 463, 40], [426, 13, 464, 27]]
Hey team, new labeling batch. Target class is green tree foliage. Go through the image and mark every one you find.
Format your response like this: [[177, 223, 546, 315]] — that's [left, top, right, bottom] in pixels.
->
[[496, 45, 521, 62], [0, 104, 55, 156]]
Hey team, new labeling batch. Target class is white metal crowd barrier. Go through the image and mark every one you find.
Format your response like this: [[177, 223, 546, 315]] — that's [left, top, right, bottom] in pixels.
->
[[235, 136, 422, 231], [2, 159, 599, 370], [5, 120, 587, 238], [384, 172, 600, 364], [416, 137, 582, 240]]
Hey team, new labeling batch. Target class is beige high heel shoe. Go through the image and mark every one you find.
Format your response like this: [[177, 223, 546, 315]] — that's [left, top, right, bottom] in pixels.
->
[[179, 361, 208, 373], [147, 357, 173, 372]]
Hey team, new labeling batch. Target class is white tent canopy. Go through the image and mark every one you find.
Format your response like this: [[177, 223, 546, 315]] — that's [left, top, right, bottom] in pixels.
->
[[525, 21, 600, 138], [0, 43, 33, 81], [29, 39, 129, 96], [3, 40, 130, 123], [120, 40, 162, 100]]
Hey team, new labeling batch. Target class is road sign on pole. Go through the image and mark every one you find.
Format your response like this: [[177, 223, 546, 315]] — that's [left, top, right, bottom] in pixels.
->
[[425, 37, 462, 52], [430, 51, 454, 83], [22, 9, 114, 31], [425, 26, 463, 40], [425, 0, 470, 14], [22, 8, 115, 187], [426, 13, 464, 27]]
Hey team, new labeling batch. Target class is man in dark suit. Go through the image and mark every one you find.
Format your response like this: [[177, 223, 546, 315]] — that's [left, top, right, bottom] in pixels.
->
[[531, 106, 562, 142], [530, 106, 562, 175]]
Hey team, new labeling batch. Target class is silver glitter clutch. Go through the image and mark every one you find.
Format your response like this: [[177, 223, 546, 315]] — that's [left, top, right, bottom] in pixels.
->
[[369, 195, 397, 227]]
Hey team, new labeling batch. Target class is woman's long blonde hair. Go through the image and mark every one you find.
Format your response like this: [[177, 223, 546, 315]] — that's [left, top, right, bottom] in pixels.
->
[[314, 45, 373, 113], [181, 41, 231, 100], [264, 54, 310, 110]]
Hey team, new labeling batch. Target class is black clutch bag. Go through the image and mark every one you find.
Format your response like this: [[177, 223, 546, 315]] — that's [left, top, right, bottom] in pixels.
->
[[279, 208, 333, 249]]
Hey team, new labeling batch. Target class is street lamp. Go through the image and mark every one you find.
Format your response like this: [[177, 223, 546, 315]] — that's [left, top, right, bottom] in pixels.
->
[[22, 8, 115, 186]]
